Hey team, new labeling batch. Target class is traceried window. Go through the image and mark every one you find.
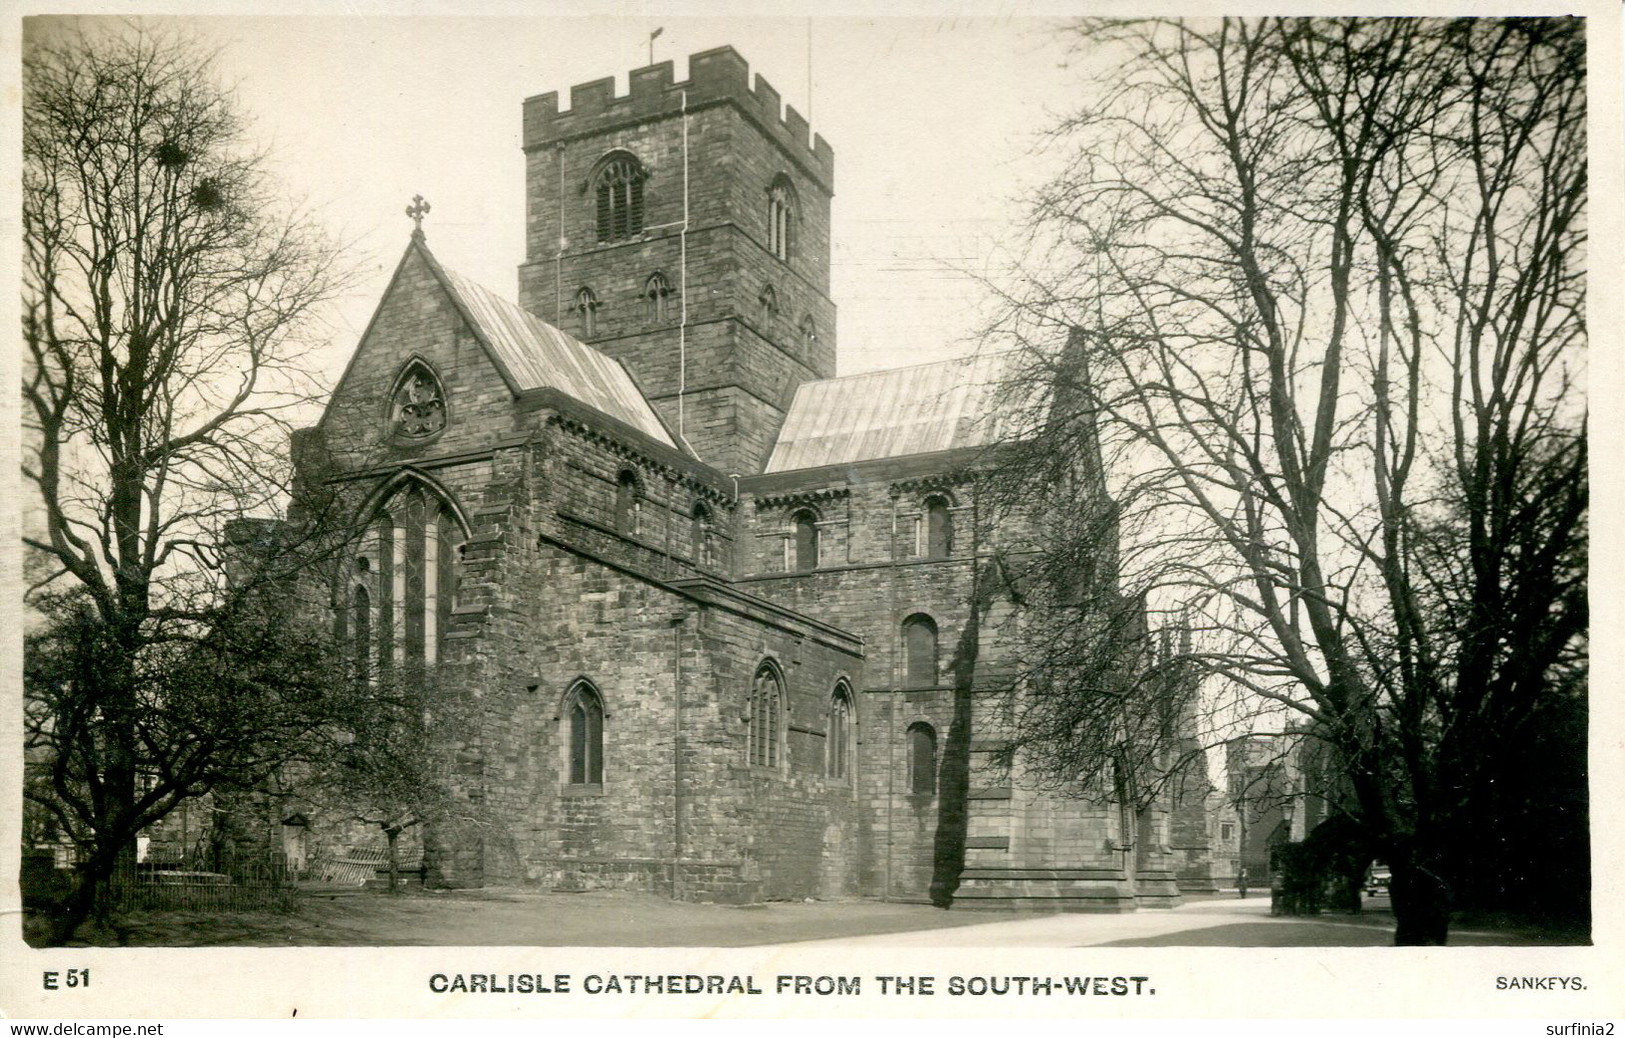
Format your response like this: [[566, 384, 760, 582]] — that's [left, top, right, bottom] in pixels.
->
[[827, 683, 854, 781], [748, 663, 784, 768], [925, 496, 953, 559], [594, 155, 646, 241], [565, 681, 604, 786], [343, 480, 468, 671], [907, 722, 937, 795], [766, 176, 795, 261], [903, 614, 938, 689], [644, 272, 672, 325], [615, 469, 641, 535], [574, 287, 599, 338], [791, 508, 819, 572], [390, 363, 447, 440]]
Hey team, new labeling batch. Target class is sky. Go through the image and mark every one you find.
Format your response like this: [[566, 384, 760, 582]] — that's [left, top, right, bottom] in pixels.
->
[[27, 14, 1088, 394]]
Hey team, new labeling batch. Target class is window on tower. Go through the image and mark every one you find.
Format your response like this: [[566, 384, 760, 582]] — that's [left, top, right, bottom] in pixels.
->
[[759, 283, 779, 322], [766, 176, 795, 261], [644, 272, 671, 325], [574, 287, 599, 338], [594, 155, 646, 241], [799, 314, 817, 357]]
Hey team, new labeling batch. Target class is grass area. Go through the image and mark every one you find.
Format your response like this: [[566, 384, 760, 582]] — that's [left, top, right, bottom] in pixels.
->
[[27, 887, 992, 948]]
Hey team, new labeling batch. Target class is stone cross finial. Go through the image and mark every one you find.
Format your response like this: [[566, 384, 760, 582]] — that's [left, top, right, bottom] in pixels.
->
[[406, 195, 431, 239]]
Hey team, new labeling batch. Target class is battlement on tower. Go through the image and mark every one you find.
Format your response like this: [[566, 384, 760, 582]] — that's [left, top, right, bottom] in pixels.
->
[[522, 45, 834, 189]]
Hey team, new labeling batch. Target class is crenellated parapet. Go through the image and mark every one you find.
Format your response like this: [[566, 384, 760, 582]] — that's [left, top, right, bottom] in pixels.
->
[[522, 45, 834, 190]]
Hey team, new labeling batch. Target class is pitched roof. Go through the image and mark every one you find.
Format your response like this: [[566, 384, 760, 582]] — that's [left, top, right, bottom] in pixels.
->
[[433, 262, 675, 449], [764, 351, 1031, 473]]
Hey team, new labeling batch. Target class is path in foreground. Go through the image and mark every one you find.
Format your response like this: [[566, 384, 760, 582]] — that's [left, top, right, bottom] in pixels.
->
[[52, 889, 1573, 947]]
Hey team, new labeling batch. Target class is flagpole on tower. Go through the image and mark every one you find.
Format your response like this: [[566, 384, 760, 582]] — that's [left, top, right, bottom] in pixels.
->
[[649, 26, 663, 67]]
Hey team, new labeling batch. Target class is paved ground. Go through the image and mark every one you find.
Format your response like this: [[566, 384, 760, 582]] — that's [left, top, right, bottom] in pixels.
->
[[43, 887, 1581, 948], [781, 894, 1576, 948]]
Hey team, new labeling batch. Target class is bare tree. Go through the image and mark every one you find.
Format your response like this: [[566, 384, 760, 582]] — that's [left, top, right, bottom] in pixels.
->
[[984, 17, 1586, 944], [21, 22, 360, 943]]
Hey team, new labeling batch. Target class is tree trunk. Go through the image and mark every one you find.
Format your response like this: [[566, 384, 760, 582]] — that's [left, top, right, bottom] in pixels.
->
[[1390, 853, 1451, 945], [928, 606, 981, 908], [386, 826, 401, 894]]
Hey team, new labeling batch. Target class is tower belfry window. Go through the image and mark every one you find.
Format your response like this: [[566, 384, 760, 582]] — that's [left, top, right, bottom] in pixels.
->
[[594, 156, 646, 241], [574, 287, 599, 338], [766, 178, 795, 261], [644, 272, 672, 325]]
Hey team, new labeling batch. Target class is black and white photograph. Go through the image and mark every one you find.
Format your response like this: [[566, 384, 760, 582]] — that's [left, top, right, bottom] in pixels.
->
[[2, 2, 1618, 1024]]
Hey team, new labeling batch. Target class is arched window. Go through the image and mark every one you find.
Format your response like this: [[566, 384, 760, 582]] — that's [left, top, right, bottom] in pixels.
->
[[643, 272, 671, 325], [766, 177, 795, 261], [351, 479, 468, 669], [390, 362, 447, 440], [792, 508, 819, 572], [565, 682, 604, 786], [614, 470, 641, 535], [574, 287, 599, 338], [827, 683, 854, 781], [748, 664, 783, 768], [798, 314, 817, 356], [903, 614, 938, 688], [759, 283, 778, 322], [594, 155, 646, 241], [690, 501, 713, 567], [907, 722, 937, 795], [925, 496, 953, 559]]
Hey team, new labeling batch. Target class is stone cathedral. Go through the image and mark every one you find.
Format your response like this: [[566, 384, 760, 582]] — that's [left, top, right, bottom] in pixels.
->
[[296, 46, 1214, 908]]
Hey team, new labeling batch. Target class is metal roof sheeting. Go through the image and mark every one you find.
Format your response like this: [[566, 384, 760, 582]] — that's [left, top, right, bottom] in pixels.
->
[[764, 351, 1034, 473], [439, 266, 675, 448]]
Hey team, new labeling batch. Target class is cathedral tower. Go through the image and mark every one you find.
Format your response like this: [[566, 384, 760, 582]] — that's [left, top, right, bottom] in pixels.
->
[[519, 47, 836, 474]]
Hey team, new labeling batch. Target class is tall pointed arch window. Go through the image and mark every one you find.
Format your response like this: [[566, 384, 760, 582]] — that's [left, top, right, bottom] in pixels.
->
[[827, 683, 854, 781], [390, 362, 447, 441], [349, 479, 468, 671], [748, 663, 784, 768], [759, 283, 779, 322], [644, 272, 672, 325], [565, 681, 605, 786], [766, 176, 796, 261], [594, 154, 646, 241], [574, 287, 599, 338], [903, 614, 939, 689]]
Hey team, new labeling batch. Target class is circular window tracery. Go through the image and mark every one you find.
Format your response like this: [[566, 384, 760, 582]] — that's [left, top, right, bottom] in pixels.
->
[[392, 367, 446, 439]]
